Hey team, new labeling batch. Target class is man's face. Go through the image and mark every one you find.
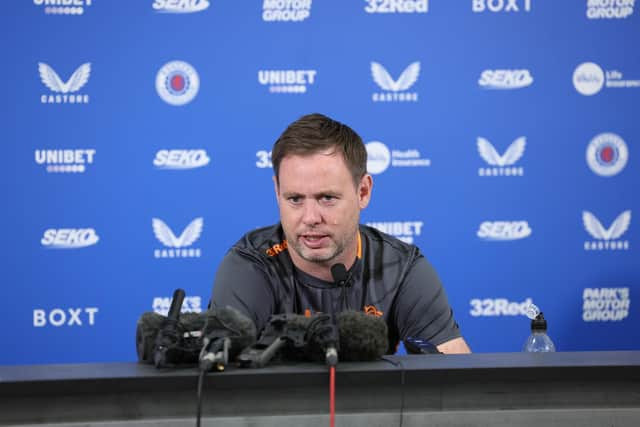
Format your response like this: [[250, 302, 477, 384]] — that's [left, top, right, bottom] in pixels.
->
[[274, 149, 372, 273]]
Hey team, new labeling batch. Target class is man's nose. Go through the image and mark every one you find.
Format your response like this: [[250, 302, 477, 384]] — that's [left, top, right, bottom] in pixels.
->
[[301, 201, 322, 226]]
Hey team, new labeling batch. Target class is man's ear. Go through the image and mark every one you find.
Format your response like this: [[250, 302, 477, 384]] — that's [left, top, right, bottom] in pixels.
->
[[358, 174, 373, 209]]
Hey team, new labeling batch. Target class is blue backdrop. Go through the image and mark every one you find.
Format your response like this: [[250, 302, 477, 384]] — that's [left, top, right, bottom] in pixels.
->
[[1, 0, 638, 365]]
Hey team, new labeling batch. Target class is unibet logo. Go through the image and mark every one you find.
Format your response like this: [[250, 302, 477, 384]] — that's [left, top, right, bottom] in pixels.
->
[[472, 0, 532, 12], [153, 217, 203, 258], [153, 296, 202, 316], [152, 0, 210, 13], [583, 210, 630, 251], [478, 69, 533, 89], [366, 221, 423, 244], [39, 62, 90, 104], [263, 0, 312, 22], [153, 149, 210, 169], [477, 137, 525, 176], [583, 287, 630, 322], [587, 0, 635, 19], [586, 133, 628, 177], [34, 0, 92, 15], [35, 149, 96, 173], [469, 297, 534, 317], [33, 307, 98, 327], [365, 0, 428, 13], [41, 228, 99, 248], [371, 61, 420, 102], [477, 221, 532, 240], [258, 69, 317, 94]]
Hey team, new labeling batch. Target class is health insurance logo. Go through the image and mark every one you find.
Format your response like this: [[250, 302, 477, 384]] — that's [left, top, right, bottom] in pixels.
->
[[582, 210, 631, 251], [39, 62, 91, 104], [573, 62, 640, 95], [153, 217, 203, 258], [371, 61, 420, 102], [477, 137, 526, 176], [365, 141, 431, 175]]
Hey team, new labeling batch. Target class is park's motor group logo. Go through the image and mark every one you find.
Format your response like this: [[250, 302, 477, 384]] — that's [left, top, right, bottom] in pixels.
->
[[39, 62, 91, 104], [263, 0, 312, 22], [586, 0, 635, 19]]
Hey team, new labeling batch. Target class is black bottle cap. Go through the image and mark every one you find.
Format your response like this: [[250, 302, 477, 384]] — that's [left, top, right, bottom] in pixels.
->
[[531, 312, 548, 331]]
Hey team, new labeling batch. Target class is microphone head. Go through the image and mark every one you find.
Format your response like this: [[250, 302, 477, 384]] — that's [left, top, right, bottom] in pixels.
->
[[337, 310, 388, 361], [203, 307, 257, 358], [331, 263, 349, 285]]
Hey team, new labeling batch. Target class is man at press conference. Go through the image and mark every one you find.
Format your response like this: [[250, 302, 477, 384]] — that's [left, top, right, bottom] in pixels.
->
[[210, 113, 470, 354]]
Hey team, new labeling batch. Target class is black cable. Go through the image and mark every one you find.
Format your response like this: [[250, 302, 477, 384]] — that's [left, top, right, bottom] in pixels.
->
[[196, 369, 206, 427]]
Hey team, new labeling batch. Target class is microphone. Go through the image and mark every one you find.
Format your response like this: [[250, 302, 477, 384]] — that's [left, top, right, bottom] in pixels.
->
[[331, 263, 349, 287], [153, 288, 186, 368], [337, 311, 388, 361], [199, 306, 257, 372]]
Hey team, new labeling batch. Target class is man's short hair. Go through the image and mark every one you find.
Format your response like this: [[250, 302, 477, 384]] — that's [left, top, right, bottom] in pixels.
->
[[272, 113, 367, 187]]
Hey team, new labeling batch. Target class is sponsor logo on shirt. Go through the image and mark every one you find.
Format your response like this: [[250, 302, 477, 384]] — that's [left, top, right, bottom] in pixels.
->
[[153, 149, 210, 169], [153, 217, 203, 258], [477, 137, 525, 176], [263, 0, 312, 22], [583, 210, 631, 251], [156, 61, 200, 106], [152, 0, 210, 13], [35, 149, 96, 173], [34, 0, 92, 15], [586, 0, 635, 19], [573, 62, 640, 95], [365, 141, 431, 175], [39, 62, 90, 104], [364, 305, 383, 317], [266, 240, 288, 257], [583, 288, 630, 322], [371, 61, 420, 102], [477, 221, 532, 240], [258, 69, 317, 94], [152, 296, 202, 315], [366, 221, 423, 244], [586, 133, 628, 177], [470, 297, 534, 317], [41, 228, 100, 248], [33, 307, 99, 327], [364, 0, 428, 13], [478, 69, 533, 89], [472, 0, 532, 13]]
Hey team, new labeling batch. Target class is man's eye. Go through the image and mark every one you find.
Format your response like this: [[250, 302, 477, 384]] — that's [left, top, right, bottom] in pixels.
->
[[288, 196, 301, 204], [321, 195, 337, 203]]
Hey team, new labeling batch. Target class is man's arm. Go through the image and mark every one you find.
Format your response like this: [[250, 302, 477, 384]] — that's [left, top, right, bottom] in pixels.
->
[[437, 337, 471, 354], [393, 256, 471, 354], [210, 249, 276, 334]]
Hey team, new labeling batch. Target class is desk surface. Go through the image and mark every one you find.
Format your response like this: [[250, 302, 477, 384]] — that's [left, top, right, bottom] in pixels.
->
[[1, 351, 640, 427]]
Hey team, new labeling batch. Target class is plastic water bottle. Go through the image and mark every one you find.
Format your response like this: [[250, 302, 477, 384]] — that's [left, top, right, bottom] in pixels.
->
[[522, 304, 556, 352]]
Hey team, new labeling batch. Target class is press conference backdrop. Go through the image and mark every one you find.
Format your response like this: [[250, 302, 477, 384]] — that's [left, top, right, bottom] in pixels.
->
[[1, 0, 637, 365]]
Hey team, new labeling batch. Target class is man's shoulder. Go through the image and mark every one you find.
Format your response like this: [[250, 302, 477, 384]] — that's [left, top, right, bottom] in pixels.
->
[[231, 224, 288, 259], [359, 224, 422, 259]]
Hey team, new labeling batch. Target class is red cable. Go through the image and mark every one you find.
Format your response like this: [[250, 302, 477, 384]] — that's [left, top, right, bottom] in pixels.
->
[[329, 366, 335, 427]]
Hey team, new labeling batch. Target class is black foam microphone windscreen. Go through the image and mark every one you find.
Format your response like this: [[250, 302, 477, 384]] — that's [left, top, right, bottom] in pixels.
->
[[201, 307, 257, 362], [331, 263, 349, 286], [337, 310, 388, 361]]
